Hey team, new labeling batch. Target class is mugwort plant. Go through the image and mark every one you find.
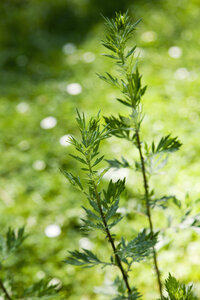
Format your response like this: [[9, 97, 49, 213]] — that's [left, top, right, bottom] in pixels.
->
[[63, 12, 198, 300]]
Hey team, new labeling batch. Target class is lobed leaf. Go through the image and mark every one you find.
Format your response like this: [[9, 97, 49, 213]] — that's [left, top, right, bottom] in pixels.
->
[[64, 249, 108, 268], [118, 229, 158, 263], [152, 135, 182, 154], [106, 157, 130, 169], [157, 273, 196, 300]]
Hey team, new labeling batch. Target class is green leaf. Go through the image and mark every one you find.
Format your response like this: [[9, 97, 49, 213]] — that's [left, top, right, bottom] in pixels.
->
[[108, 216, 123, 229], [150, 195, 181, 209], [23, 279, 60, 299], [104, 115, 132, 140], [61, 170, 83, 191], [82, 206, 101, 221], [69, 154, 87, 165], [103, 179, 126, 204], [105, 199, 119, 221], [97, 72, 119, 87], [92, 155, 104, 167], [116, 98, 132, 107], [88, 198, 100, 213], [102, 54, 119, 60], [158, 273, 196, 300], [126, 46, 137, 58], [152, 135, 182, 154], [118, 229, 158, 263], [101, 42, 117, 53], [81, 218, 105, 231], [106, 157, 130, 169], [64, 249, 108, 268], [6, 227, 27, 255]]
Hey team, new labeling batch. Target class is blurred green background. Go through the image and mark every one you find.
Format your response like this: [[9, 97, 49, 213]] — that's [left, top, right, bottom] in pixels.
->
[[0, 0, 200, 299]]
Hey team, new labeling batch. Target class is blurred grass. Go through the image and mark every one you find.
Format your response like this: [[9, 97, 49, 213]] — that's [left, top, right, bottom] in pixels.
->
[[0, 0, 200, 299]]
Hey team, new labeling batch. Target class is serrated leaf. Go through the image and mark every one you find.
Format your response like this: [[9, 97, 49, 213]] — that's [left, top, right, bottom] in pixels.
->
[[152, 135, 182, 154], [82, 206, 101, 221], [103, 179, 126, 204], [102, 54, 119, 60], [64, 249, 109, 268], [88, 198, 100, 213], [157, 273, 195, 300], [108, 216, 123, 229], [105, 199, 119, 221], [23, 279, 60, 299], [126, 46, 136, 58], [118, 229, 158, 263], [92, 155, 104, 167], [69, 154, 87, 165], [6, 227, 27, 255], [81, 218, 105, 231], [106, 157, 129, 169], [150, 195, 181, 209], [62, 170, 83, 190]]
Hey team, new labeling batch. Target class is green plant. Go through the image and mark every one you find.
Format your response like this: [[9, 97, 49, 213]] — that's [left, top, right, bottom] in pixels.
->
[[0, 227, 60, 300], [157, 274, 197, 300], [63, 11, 198, 300], [63, 111, 157, 299]]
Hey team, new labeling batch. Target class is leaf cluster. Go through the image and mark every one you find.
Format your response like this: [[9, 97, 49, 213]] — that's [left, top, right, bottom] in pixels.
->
[[23, 279, 60, 299], [106, 157, 130, 169], [0, 227, 27, 262], [151, 135, 182, 154], [62, 111, 110, 184], [158, 273, 197, 300], [0, 228, 60, 299], [102, 11, 141, 65], [63, 10, 196, 300], [64, 248, 109, 268], [63, 111, 160, 298], [104, 115, 134, 140], [81, 178, 125, 233], [118, 230, 158, 266]]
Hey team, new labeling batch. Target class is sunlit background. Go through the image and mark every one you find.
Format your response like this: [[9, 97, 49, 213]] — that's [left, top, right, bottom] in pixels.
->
[[0, 0, 200, 299]]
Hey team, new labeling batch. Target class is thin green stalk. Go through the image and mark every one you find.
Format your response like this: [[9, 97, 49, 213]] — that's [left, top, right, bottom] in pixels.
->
[[122, 49, 163, 296], [135, 130, 163, 298], [122, 39, 163, 297], [87, 158, 132, 297], [0, 279, 12, 300]]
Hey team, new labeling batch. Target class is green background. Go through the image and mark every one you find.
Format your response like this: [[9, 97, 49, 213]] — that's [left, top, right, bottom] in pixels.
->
[[0, 0, 200, 299]]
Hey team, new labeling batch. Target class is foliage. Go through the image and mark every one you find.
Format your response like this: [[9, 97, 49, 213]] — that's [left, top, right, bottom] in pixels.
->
[[0, 228, 60, 300], [0, 1, 200, 299], [64, 10, 198, 299], [63, 111, 155, 299], [158, 274, 197, 300]]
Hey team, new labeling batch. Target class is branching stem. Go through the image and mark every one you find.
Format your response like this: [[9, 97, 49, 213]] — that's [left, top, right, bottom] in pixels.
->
[[0, 279, 12, 300], [135, 130, 163, 298], [87, 158, 132, 297]]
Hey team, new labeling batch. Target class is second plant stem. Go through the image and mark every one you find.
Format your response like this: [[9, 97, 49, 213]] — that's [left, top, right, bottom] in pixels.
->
[[135, 130, 163, 298]]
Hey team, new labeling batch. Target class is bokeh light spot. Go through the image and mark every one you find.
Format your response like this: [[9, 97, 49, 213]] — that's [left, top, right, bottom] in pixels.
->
[[45, 224, 61, 238]]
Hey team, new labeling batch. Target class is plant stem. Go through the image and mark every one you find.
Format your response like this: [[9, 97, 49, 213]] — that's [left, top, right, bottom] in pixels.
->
[[93, 184, 132, 296], [0, 279, 12, 300], [135, 130, 163, 298], [87, 159, 132, 297]]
